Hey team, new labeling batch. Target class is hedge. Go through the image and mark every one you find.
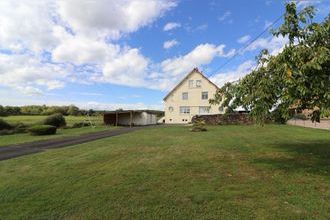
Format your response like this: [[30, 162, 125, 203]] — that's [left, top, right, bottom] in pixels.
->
[[29, 125, 57, 135], [0, 119, 12, 130]]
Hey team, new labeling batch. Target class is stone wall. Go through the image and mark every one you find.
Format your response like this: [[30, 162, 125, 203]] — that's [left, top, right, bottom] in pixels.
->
[[287, 119, 330, 130], [192, 113, 253, 125]]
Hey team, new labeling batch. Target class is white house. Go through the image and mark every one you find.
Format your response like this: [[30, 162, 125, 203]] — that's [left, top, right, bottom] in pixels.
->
[[163, 68, 223, 124]]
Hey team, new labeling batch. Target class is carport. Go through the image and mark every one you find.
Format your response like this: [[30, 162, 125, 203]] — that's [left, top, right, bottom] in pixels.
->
[[103, 110, 163, 127]]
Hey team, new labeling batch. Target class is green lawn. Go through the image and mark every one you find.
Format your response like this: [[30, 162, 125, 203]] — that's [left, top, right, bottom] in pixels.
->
[[0, 115, 115, 147], [0, 115, 104, 126], [0, 126, 116, 147], [0, 125, 329, 219]]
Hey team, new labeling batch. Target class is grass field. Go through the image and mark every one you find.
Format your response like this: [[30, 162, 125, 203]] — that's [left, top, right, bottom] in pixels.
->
[[0, 125, 329, 219], [0, 126, 116, 147], [0, 115, 115, 147], [0, 115, 104, 126]]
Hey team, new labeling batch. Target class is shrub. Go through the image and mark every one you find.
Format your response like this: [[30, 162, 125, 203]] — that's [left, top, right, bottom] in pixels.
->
[[29, 125, 57, 135], [13, 123, 28, 133], [0, 119, 12, 130], [320, 108, 330, 118], [0, 129, 15, 135], [190, 119, 207, 132], [271, 109, 288, 124], [72, 121, 91, 128], [43, 113, 66, 128]]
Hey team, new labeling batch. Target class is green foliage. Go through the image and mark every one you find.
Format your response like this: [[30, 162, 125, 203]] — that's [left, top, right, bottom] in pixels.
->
[[320, 108, 330, 118], [211, 2, 330, 124], [0, 120, 28, 135], [28, 125, 57, 136], [271, 106, 289, 124], [0, 105, 86, 116], [13, 123, 28, 134], [43, 113, 66, 128], [0, 105, 21, 116], [72, 121, 91, 128], [67, 105, 80, 116], [0, 119, 12, 130], [191, 119, 207, 132], [0, 129, 15, 136]]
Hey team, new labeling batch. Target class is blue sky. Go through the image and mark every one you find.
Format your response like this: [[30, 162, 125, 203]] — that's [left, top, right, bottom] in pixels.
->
[[0, 0, 329, 110]]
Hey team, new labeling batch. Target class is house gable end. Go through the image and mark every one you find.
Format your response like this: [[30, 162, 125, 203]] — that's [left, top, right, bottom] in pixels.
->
[[163, 68, 219, 101]]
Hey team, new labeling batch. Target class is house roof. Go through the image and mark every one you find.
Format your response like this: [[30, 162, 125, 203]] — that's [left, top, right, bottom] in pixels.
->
[[163, 67, 220, 101]]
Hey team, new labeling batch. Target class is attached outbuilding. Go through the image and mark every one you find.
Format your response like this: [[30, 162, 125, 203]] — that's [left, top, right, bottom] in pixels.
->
[[103, 110, 164, 127]]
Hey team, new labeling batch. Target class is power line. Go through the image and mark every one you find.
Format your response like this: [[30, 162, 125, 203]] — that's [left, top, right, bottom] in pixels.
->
[[207, 13, 284, 77]]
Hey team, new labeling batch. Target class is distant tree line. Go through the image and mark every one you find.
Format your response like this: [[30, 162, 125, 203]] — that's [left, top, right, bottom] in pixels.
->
[[0, 105, 100, 116]]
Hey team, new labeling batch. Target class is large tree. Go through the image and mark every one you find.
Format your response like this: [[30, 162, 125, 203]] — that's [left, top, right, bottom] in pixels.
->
[[210, 2, 330, 124]]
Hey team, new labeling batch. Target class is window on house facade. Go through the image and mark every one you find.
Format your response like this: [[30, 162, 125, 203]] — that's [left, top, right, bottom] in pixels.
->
[[196, 80, 202, 87], [199, 106, 210, 114], [201, 91, 208, 100], [188, 80, 194, 88], [180, 106, 190, 114], [168, 106, 174, 112], [182, 92, 188, 100]]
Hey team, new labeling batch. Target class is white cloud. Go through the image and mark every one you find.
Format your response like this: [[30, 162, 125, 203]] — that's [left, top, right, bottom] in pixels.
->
[[0, 0, 243, 97], [0, 0, 178, 95], [99, 48, 149, 87], [0, 53, 70, 95], [163, 22, 181, 31], [87, 43, 235, 91], [58, 0, 177, 39], [244, 35, 288, 55], [296, 0, 321, 8], [163, 39, 179, 49], [218, 11, 231, 22], [0, 0, 61, 52], [52, 35, 120, 65], [237, 35, 251, 44], [210, 60, 255, 86], [161, 44, 234, 77]]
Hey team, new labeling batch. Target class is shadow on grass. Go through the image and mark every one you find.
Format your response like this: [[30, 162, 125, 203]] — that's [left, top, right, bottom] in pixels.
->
[[253, 140, 330, 176]]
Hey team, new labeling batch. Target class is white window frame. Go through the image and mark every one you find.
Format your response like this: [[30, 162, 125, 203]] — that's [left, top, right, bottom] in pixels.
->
[[182, 92, 188, 100], [180, 106, 190, 114], [201, 91, 208, 100], [196, 80, 202, 87], [199, 106, 210, 114]]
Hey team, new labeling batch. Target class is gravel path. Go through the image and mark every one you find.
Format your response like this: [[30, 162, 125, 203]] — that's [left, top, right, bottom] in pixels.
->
[[0, 126, 146, 161]]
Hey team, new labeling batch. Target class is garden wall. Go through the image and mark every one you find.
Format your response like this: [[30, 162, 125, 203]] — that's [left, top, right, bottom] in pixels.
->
[[192, 113, 253, 125], [287, 119, 330, 130]]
